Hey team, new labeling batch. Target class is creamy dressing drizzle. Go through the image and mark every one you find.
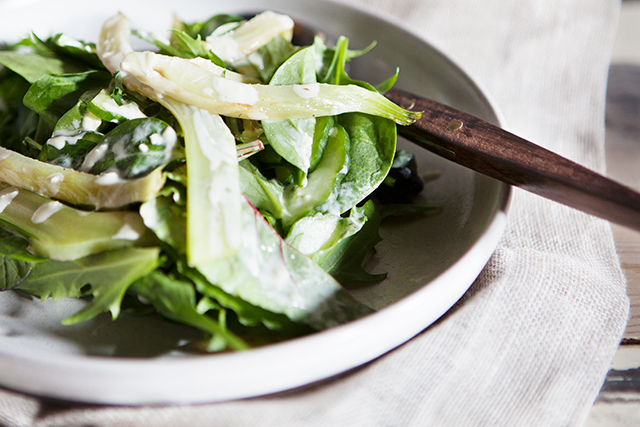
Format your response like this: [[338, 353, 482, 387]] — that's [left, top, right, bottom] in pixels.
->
[[94, 171, 124, 186], [0, 187, 19, 213], [293, 83, 320, 99], [81, 143, 109, 172], [211, 77, 259, 105], [113, 213, 142, 240], [0, 148, 11, 161], [31, 201, 64, 224]]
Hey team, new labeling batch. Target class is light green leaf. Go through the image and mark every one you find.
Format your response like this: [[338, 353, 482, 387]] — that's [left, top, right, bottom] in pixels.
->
[[262, 46, 317, 180], [196, 198, 372, 330]]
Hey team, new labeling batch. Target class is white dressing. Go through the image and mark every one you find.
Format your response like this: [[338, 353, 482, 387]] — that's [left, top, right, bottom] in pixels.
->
[[31, 201, 64, 224]]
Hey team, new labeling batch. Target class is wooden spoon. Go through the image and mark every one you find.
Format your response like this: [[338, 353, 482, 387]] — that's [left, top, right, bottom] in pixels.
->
[[384, 88, 640, 232]]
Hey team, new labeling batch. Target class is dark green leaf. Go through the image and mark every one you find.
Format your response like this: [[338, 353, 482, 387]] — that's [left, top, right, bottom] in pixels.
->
[[321, 113, 396, 214], [42, 33, 105, 70], [0, 228, 43, 292], [16, 247, 160, 324], [23, 70, 111, 126], [0, 52, 88, 84], [179, 14, 244, 40], [129, 271, 249, 351]]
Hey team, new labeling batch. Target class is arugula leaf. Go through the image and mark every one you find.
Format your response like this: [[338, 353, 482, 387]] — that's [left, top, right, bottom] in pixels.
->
[[178, 261, 300, 330], [0, 228, 43, 292], [16, 247, 160, 324], [129, 271, 249, 351]]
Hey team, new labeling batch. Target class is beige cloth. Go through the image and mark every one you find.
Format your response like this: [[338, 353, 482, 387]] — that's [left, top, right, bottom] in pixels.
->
[[0, 0, 629, 425]]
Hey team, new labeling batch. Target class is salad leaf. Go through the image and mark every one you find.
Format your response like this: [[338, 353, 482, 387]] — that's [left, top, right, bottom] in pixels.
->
[[0, 182, 155, 261], [176, 14, 244, 41], [317, 113, 397, 214], [80, 117, 177, 178], [0, 228, 43, 292], [0, 146, 166, 209], [287, 200, 386, 284], [30, 32, 106, 71], [139, 192, 187, 254], [0, 69, 38, 155], [262, 46, 317, 182], [0, 51, 88, 84], [164, 100, 242, 265], [240, 35, 296, 83], [120, 51, 420, 125], [23, 70, 111, 126], [237, 159, 286, 218], [129, 271, 249, 351], [281, 123, 349, 224], [196, 198, 372, 329], [16, 247, 160, 324]]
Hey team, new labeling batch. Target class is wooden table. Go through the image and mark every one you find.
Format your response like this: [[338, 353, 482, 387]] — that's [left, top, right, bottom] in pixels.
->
[[587, 63, 640, 425]]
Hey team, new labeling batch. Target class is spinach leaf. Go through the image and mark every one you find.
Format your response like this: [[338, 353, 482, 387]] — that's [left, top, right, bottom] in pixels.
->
[[307, 201, 386, 283], [23, 70, 111, 126], [44, 117, 178, 178], [317, 113, 396, 215], [140, 193, 187, 254], [262, 46, 317, 182], [178, 14, 244, 40], [85, 118, 177, 178], [244, 35, 296, 83]]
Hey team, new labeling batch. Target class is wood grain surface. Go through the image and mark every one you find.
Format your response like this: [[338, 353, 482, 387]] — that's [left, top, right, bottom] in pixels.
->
[[589, 64, 640, 425], [605, 64, 640, 341]]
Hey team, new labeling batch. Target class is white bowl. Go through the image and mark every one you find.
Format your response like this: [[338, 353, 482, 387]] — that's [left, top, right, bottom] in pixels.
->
[[0, 0, 510, 405]]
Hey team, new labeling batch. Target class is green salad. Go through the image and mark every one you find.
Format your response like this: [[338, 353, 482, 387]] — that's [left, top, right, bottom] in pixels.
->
[[0, 11, 422, 351]]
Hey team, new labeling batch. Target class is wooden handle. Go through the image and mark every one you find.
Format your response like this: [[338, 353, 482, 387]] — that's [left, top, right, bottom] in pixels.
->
[[386, 88, 640, 232]]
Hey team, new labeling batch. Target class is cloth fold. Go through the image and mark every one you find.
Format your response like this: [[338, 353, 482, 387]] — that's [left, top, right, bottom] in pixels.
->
[[0, 0, 629, 425]]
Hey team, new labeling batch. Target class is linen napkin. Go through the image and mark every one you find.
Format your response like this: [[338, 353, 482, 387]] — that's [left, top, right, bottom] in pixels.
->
[[0, 0, 629, 426]]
